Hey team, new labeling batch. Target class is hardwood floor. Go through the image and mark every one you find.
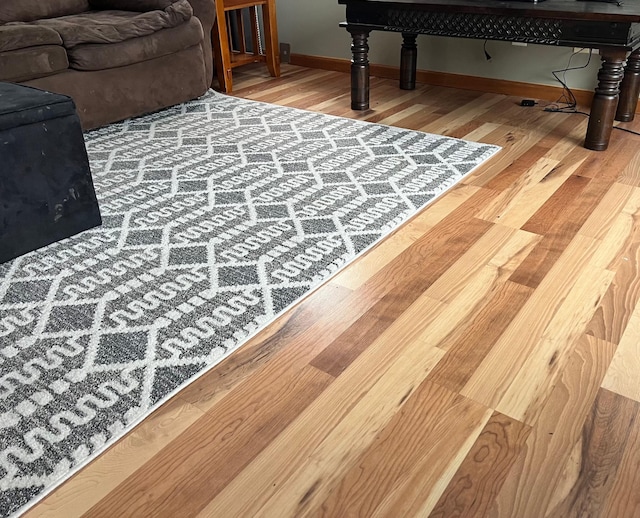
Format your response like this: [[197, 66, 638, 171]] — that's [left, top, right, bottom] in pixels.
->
[[26, 64, 640, 517]]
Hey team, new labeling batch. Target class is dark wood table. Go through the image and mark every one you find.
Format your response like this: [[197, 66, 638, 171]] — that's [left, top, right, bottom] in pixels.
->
[[339, 0, 640, 150]]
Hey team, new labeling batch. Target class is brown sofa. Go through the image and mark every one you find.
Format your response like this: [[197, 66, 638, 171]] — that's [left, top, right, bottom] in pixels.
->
[[0, 0, 215, 129]]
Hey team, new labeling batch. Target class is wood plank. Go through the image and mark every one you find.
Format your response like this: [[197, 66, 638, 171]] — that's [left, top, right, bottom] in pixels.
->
[[425, 225, 537, 303], [593, 185, 640, 271], [421, 93, 506, 136], [578, 182, 637, 240], [85, 365, 335, 518], [376, 103, 439, 127], [520, 174, 591, 235], [461, 234, 601, 409], [456, 121, 501, 144], [496, 263, 614, 423], [469, 113, 585, 187], [479, 158, 588, 232], [617, 148, 640, 187], [599, 396, 640, 517], [356, 213, 496, 305], [330, 184, 482, 290], [242, 69, 337, 103], [312, 385, 491, 518], [176, 282, 351, 411], [196, 294, 450, 517], [536, 116, 590, 161], [436, 119, 483, 139], [310, 289, 428, 377], [482, 144, 557, 191], [429, 412, 531, 518], [585, 229, 640, 345], [22, 397, 205, 518], [466, 128, 548, 186], [411, 230, 539, 354], [331, 186, 496, 298], [601, 303, 640, 402], [509, 172, 609, 289], [544, 389, 640, 518], [576, 132, 640, 181], [426, 280, 533, 392], [488, 335, 617, 518]]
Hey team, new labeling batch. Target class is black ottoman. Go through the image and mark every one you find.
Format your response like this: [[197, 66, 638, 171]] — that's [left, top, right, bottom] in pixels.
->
[[0, 83, 101, 264]]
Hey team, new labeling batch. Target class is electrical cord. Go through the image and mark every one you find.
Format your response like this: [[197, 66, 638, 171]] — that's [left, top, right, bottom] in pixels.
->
[[541, 49, 640, 137], [483, 40, 492, 61], [543, 49, 593, 112]]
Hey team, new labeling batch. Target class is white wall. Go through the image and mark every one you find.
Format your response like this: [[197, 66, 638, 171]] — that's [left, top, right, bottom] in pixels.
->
[[275, 0, 602, 92]]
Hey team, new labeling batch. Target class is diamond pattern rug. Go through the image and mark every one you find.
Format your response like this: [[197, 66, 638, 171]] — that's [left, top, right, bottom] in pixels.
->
[[0, 90, 500, 517]]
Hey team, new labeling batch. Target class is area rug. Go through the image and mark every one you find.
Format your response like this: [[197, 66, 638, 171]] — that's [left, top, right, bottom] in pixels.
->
[[0, 90, 500, 517]]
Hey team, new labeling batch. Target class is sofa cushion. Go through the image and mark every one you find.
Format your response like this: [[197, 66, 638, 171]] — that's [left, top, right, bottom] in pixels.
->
[[0, 25, 63, 53], [88, 0, 174, 12], [68, 17, 202, 70], [0, 46, 69, 82], [24, 0, 193, 48], [0, 0, 89, 23]]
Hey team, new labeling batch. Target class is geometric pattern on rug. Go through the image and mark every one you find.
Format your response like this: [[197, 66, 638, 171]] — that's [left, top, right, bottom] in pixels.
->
[[0, 90, 500, 517]]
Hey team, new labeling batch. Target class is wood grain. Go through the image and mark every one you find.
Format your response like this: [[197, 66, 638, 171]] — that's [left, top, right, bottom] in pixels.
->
[[585, 233, 640, 345], [508, 170, 612, 289], [601, 302, 640, 403], [488, 334, 617, 518], [429, 411, 531, 518], [496, 263, 614, 423], [22, 396, 205, 518], [461, 234, 601, 409], [545, 389, 640, 518], [426, 280, 533, 392], [85, 365, 335, 517], [599, 395, 640, 517], [197, 327, 448, 517], [310, 384, 491, 518]]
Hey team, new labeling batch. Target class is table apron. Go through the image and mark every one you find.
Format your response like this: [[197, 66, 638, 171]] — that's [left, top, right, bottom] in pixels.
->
[[343, 7, 640, 49]]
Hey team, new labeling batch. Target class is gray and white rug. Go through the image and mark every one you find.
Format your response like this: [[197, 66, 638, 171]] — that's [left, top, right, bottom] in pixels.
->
[[0, 90, 500, 517]]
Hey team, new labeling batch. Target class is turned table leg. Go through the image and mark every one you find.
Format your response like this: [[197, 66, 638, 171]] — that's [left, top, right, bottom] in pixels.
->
[[585, 48, 627, 151], [616, 48, 640, 122], [347, 27, 371, 110], [400, 33, 418, 90]]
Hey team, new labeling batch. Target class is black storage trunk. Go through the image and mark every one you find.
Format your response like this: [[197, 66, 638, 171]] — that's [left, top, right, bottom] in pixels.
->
[[0, 83, 101, 264]]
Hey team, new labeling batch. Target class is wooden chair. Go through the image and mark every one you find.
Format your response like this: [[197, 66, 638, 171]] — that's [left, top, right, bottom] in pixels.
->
[[212, 0, 280, 93]]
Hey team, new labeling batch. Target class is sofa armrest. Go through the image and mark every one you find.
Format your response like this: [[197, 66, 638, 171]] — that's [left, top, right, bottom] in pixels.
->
[[187, 0, 215, 33], [187, 0, 215, 87]]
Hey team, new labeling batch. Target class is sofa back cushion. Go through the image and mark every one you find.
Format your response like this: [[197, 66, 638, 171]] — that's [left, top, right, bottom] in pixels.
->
[[68, 16, 202, 70], [0, 0, 90, 23], [88, 0, 174, 12], [0, 25, 63, 52]]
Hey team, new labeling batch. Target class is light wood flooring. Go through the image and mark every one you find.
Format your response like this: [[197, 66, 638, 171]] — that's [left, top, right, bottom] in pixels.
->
[[27, 64, 640, 517]]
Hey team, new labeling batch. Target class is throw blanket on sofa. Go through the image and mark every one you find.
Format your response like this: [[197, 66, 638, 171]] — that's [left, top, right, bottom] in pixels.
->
[[13, 0, 192, 48]]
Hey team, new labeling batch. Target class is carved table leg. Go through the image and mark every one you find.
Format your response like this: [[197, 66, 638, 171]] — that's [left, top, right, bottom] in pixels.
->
[[347, 27, 371, 110], [616, 49, 640, 122], [585, 48, 627, 151], [400, 33, 418, 90]]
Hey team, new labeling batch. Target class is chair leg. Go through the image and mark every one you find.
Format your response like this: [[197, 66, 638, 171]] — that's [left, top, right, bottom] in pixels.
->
[[212, 4, 233, 93], [262, 0, 280, 78]]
